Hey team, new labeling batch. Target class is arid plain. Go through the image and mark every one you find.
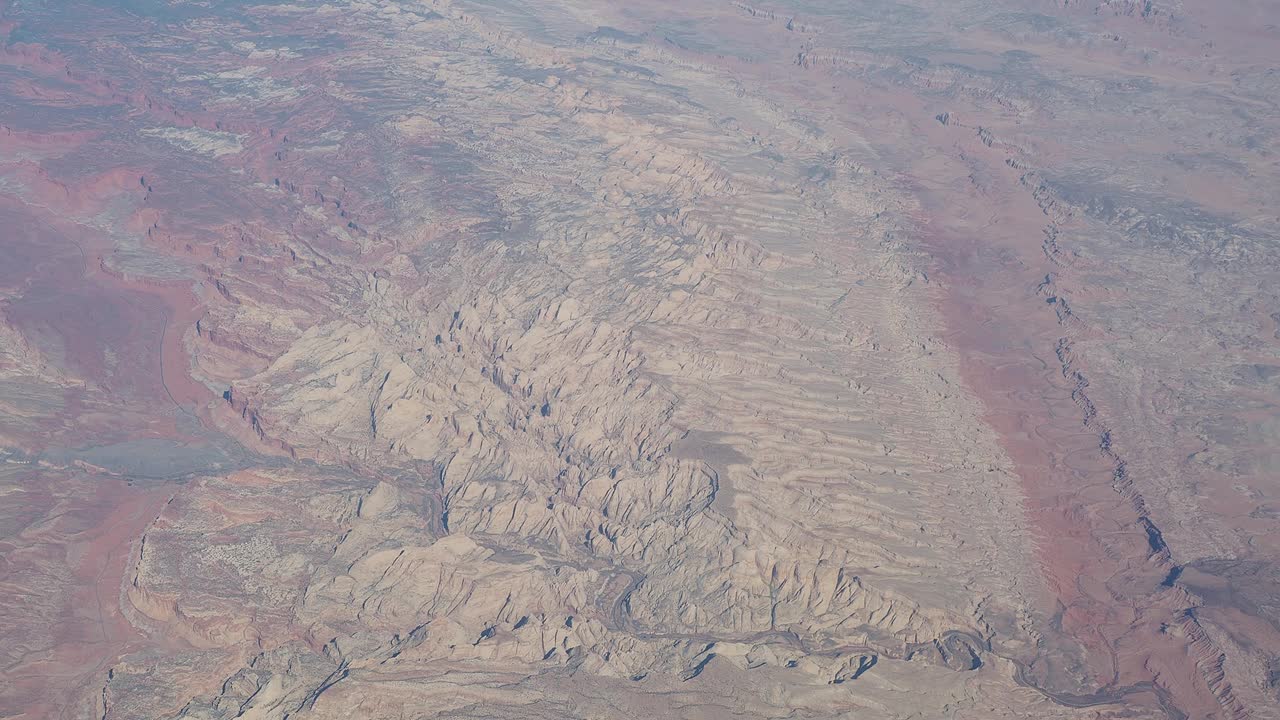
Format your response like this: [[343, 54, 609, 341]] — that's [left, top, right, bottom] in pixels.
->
[[1, 1, 1278, 718]]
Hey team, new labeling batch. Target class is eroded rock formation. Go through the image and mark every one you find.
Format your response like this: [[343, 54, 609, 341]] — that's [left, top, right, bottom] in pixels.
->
[[1, 1, 1277, 719]]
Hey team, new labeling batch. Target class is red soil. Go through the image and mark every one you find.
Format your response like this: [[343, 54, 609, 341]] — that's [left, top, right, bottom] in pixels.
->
[[3, 474, 171, 720], [0, 157, 216, 717], [916, 131, 1228, 719]]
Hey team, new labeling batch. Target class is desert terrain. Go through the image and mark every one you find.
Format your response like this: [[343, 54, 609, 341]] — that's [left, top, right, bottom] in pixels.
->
[[1, 1, 1277, 718]]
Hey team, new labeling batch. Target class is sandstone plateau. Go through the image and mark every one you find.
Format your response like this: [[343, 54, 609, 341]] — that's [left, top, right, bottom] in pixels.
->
[[1, 1, 1278, 719]]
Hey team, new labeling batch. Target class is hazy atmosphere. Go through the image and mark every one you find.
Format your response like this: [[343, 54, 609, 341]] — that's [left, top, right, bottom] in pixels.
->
[[1, 1, 1278, 718]]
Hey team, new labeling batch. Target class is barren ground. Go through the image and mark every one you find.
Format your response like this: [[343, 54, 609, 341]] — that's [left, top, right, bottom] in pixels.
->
[[1, 1, 1277, 719]]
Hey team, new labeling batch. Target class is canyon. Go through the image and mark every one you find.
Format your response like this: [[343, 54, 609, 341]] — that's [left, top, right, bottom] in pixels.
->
[[1, 1, 1277, 718]]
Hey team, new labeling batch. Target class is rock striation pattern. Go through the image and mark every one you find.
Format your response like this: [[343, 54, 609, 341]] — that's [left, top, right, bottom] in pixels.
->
[[0, 1, 1277, 719]]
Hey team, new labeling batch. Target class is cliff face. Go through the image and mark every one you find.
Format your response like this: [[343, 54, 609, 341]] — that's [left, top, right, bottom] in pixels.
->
[[1, 1, 1277, 719]]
